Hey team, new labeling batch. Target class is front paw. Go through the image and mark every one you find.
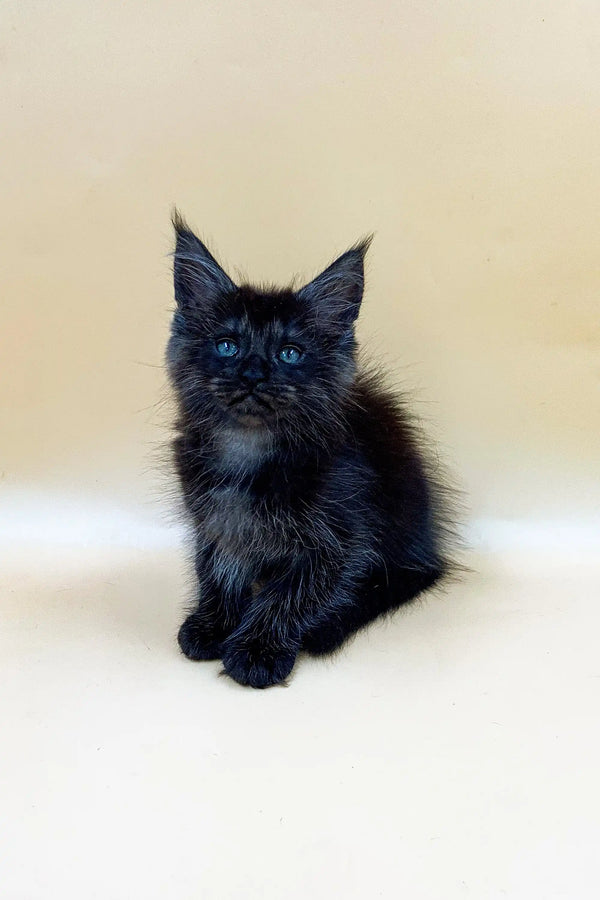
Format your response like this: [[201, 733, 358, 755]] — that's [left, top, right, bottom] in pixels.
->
[[221, 639, 297, 689], [178, 613, 224, 661]]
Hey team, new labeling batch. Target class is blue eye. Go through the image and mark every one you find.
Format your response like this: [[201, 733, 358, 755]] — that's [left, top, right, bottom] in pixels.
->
[[278, 345, 303, 364], [215, 339, 239, 357]]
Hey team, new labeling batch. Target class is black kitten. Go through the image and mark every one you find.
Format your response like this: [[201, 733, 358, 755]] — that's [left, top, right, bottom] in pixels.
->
[[167, 212, 450, 688]]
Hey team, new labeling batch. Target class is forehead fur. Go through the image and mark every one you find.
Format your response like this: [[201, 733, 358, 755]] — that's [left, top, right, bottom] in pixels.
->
[[218, 286, 307, 329]]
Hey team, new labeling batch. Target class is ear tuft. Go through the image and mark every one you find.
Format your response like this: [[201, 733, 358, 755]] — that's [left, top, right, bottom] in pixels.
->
[[349, 234, 374, 258], [172, 210, 236, 309], [297, 235, 373, 329]]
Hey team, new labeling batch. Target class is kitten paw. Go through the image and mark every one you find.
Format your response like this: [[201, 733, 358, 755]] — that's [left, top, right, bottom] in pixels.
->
[[221, 640, 296, 688], [177, 614, 223, 661]]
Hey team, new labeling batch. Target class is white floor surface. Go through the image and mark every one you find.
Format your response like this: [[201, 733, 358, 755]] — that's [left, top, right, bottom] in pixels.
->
[[2, 522, 599, 899]]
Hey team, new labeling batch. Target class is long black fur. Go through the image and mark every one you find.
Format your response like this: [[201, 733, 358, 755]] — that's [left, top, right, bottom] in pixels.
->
[[167, 212, 452, 688]]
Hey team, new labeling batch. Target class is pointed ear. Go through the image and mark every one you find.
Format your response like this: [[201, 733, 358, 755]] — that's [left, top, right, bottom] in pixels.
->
[[297, 236, 372, 330], [172, 210, 236, 309]]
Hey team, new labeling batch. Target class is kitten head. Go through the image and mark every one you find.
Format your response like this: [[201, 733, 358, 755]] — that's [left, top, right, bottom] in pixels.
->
[[167, 212, 371, 446]]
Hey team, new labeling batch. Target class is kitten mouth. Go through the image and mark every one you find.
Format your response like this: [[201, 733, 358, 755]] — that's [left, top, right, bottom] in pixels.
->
[[228, 391, 273, 412], [226, 392, 275, 427]]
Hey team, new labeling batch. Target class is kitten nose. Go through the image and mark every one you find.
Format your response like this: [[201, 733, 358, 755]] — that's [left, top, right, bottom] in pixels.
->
[[241, 353, 269, 387]]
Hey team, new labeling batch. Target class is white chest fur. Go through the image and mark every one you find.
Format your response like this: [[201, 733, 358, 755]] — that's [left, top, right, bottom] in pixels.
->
[[215, 426, 272, 475]]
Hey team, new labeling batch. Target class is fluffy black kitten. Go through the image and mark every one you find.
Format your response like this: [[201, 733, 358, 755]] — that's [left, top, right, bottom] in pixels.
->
[[167, 213, 449, 688]]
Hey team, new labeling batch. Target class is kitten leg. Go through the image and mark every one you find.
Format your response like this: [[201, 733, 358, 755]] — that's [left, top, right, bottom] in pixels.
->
[[220, 559, 444, 684], [302, 564, 443, 656], [178, 543, 246, 661], [220, 568, 315, 688]]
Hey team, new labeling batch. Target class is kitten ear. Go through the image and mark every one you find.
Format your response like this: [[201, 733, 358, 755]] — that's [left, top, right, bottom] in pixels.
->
[[172, 210, 236, 309], [297, 236, 372, 329]]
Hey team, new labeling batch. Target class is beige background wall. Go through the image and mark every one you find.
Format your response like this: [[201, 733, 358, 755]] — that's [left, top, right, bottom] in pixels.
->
[[2, 0, 599, 534]]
